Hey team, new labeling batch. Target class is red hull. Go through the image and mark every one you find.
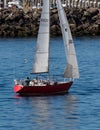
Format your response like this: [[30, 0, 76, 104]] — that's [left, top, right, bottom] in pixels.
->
[[14, 81, 73, 96]]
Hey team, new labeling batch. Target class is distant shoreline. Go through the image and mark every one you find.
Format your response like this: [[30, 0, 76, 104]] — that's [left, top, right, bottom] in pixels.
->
[[0, 7, 100, 38]]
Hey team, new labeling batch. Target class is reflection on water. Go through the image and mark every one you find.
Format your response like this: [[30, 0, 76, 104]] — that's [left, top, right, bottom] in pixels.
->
[[14, 94, 78, 130]]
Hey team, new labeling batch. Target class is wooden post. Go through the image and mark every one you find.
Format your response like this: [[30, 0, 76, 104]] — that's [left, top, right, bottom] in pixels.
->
[[93, 0, 98, 7], [90, 1, 93, 7], [72, 0, 74, 7], [85, 1, 89, 8], [4, 0, 7, 8], [79, 0, 83, 8], [65, 0, 68, 7], [98, 2, 100, 8], [82, 0, 85, 8], [68, 0, 71, 7], [74, 0, 78, 8]]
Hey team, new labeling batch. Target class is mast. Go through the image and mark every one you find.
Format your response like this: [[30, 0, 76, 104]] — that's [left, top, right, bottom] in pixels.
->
[[32, 0, 50, 74], [56, 0, 79, 79]]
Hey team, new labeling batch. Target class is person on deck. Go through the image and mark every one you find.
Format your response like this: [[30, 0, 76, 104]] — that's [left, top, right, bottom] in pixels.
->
[[25, 77, 30, 86], [14, 79, 18, 85]]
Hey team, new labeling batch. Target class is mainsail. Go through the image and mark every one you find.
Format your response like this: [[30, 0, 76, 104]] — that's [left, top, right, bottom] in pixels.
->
[[32, 0, 50, 73], [56, 0, 79, 79]]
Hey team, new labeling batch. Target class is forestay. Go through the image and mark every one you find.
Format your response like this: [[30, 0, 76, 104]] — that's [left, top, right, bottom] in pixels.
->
[[56, 0, 79, 79], [32, 0, 50, 73]]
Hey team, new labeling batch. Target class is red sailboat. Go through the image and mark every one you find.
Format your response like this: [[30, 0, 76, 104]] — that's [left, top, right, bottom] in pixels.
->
[[14, 0, 79, 96], [14, 81, 73, 96]]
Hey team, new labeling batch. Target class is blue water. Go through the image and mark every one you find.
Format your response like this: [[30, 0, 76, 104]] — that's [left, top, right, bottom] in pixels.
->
[[0, 37, 100, 130]]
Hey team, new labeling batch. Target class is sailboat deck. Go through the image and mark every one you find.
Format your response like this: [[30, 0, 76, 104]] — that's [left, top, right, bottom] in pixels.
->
[[14, 79, 72, 87]]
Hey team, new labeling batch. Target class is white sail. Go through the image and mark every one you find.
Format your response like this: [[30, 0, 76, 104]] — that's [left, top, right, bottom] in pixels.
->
[[32, 0, 50, 73], [57, 0, 79, 79]]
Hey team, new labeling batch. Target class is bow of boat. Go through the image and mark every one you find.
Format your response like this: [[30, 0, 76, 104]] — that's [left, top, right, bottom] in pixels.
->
[[14, 85, 24, 93]]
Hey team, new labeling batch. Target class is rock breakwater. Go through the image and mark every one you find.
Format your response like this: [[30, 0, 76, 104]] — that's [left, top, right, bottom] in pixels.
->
[[0, 7, 100, 37]]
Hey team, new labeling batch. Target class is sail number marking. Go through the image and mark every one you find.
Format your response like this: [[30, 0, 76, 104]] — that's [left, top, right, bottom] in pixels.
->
[[69, 40, 73, 44], [41, 18, 48, 22]]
